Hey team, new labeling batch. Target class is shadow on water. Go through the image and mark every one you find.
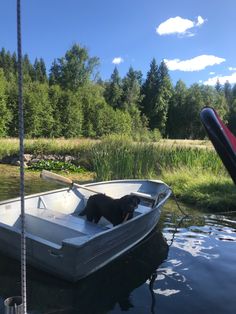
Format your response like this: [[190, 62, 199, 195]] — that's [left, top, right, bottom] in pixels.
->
[[0, 229, 169, 314]]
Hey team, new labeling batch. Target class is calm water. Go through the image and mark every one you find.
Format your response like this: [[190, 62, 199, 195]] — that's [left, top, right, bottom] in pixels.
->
[[0, 171, 235, 314]]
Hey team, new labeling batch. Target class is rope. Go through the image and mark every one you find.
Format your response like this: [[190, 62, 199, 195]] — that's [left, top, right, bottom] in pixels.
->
[[17, 0, 27, 313], [149, 271, 157, 314], [167, 215, 187, 247], [171, 188, 188, 217]]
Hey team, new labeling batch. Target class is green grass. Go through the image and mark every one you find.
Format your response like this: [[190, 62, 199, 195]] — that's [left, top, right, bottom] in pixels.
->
[[0, 136, 235, 211], [0, 138, 96, 159], [91, 135, 226, 179], [92, 135, 158, 180], [162, 167, 236, 211], [91, 135, 236, 211]]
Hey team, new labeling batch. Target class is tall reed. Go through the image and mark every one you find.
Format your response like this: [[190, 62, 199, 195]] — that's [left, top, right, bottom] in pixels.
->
[[0, 137, 226, 180], [92, 135, 158, 181], [91, 135, 225, 181]]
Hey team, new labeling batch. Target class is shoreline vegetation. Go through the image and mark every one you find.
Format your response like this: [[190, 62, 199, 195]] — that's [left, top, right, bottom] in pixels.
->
[[0, 136, 235, 212]]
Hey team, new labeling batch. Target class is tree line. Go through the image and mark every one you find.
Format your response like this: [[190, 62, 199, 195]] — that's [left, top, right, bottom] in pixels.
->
[[0, 44, 235, 139]]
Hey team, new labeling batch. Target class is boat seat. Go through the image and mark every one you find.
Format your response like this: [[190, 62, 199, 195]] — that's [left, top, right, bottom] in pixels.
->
[[131, 191, 156, 201], [27, 208, 109, 235]]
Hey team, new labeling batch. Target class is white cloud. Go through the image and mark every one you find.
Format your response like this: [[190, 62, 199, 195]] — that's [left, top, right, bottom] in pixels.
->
[[196, 16, 205, 26], [209, 71, 215, 75], [164, 55, 225, 72], [112, 57, 124, 65], [204, 73, 236, 86], [228, 67, 236, 71], [156, 16, 206, 36]]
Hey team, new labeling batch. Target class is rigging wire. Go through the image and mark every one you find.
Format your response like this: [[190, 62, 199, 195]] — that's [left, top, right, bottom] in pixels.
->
[[17, 0, 27, 313]]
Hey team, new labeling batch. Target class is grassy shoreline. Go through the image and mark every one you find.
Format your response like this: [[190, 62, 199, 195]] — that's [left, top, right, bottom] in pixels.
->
[[0, 137, 235, 211]]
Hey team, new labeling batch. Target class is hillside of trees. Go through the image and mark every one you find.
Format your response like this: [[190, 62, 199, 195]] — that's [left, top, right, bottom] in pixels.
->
[[0, 44, 235, 139]]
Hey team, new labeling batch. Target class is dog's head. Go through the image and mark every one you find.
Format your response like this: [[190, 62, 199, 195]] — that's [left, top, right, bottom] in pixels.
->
[[120, 195, 140, 220]]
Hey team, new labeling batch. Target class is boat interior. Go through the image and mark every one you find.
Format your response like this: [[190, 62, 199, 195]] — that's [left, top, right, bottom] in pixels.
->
[[0, 186, 157, 248]]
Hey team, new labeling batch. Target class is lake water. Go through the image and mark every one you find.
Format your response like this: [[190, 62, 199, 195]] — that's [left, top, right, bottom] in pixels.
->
[[0, 171, 235, 314]]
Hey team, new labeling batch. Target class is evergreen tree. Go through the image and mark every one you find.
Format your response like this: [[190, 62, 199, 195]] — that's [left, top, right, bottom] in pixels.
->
[[34, 58, 47, 82], [23, 54, 35, 82], [0, 48, 6, 69], [104, 67, 123, 109], [184, 84, 205, 139], [48, 84, 64, 137], [0, 69, 11, 136], [141, 58, 159, 128], [228, 99, 236, 135], [224, 80, 232, 108], [49, 59, 61, 86], [167, 80, 188, 138], [232, 84, 236, 100], [0, 49, 15, 79], [121, 67, 143, 111], [201, 85, 228, 117], [228, 84, 236, 134], [215, 78, 222, 93], [12, 52, 17, 74], [5, 74, 18, 136], [154, 60, 173, 135]]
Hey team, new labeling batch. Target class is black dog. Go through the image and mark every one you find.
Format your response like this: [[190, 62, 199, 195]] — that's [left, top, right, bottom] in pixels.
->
[[79, 194, 140, 226]]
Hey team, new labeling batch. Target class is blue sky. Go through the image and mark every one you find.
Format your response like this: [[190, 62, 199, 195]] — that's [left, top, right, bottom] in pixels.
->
[[1, 0, 236, 86]]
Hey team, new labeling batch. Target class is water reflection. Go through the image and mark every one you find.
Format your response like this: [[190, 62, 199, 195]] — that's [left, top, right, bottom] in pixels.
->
[[0, 229, 169, 314], [0, 167, 236, 313], [153, 210, 236, 314]]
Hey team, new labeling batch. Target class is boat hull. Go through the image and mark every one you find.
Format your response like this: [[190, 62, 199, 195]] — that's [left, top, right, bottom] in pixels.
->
[[0, 179, 171, 281]]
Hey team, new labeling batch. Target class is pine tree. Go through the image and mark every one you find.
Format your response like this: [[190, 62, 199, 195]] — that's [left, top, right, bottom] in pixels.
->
[[34, 58, 47, 82], [215, 78, 222, 93], [0, 69, 11, 136], [121, 67, 143, 111], [228, 84, 236, 134], [23, 54, 35, 81], [141, 58, 159, 128], [184, 84, 205, 139], [0, 49, 15, 79], [224, 80, 232, 108], [104, 67, 123, 109], [167, 80, 188, 138], [154, 60, 173, 135], [49, 60, 61, 85]]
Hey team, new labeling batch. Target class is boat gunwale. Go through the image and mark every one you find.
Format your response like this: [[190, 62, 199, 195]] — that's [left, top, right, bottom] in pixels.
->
[[0, 178, 169, 206], [62, 188, 171, 249], [0, 187, 69, 206], [0, 179, 171, 249]]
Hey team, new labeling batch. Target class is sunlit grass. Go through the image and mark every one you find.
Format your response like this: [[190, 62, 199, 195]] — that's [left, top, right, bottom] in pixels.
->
[[162, 167, 236, 211], [0, 137, 235, 211], [158, 139, 212, 148], [0, 138, 97, 158]]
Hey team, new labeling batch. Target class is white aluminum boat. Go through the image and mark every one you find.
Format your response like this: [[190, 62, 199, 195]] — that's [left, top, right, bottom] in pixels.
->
[[0, 179, 171, 281]]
